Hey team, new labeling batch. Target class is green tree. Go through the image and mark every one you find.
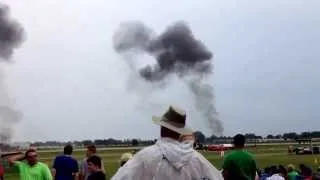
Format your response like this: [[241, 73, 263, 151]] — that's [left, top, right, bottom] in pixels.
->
[[193, 131, 206, 143], [266, 134, 274, 139], [132, 139, 139, 146], [283, 132, 297, 139]]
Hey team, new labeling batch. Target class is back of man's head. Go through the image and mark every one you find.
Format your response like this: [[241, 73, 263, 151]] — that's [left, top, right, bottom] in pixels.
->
[[270, 166, 279, 175], [264, 167, 270, 174], [160, 126, 180, 140], [64, 144, 73, 155], [287, 164, 295, 172], [87, 144, 97, 154], [233, 134, 245, 148]]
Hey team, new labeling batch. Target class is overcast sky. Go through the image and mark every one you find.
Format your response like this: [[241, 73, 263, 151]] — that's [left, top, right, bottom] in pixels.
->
[[1, 0, 319, 142]]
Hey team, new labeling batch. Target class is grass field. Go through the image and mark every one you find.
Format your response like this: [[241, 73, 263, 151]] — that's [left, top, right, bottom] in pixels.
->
[[4, 144, 320, 180]]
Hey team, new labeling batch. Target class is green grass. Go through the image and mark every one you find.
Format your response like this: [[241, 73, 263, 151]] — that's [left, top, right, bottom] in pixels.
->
[[4, 145, 320, 180]]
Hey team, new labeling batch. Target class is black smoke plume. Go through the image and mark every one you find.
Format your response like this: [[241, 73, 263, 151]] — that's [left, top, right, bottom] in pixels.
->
[[0, 3, 25, 145], [113, 21, 223, 136]]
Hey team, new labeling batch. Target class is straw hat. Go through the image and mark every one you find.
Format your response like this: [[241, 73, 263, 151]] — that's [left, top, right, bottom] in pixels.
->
[[152, 106, 193, 135]]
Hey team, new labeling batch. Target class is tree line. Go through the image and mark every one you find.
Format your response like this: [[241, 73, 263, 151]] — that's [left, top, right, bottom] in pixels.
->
[[194, 131, 320, 144], [25, 131, 320, 147], [31, 138, 156, 147]]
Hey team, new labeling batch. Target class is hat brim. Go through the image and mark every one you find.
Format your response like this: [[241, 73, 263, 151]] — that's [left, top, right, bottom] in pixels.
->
[[152, 116, 194, 135]]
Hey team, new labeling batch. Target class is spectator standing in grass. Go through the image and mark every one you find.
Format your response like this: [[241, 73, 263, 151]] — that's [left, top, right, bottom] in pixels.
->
[[299, 164, 312, 180], [278, 165, 287, 180], [79, 145, 106, 180], [8, 149, 52, 180], [113, 152, 133, 176], [119, 153, 133, 167], [51, 144, 79, 180], [222, 134, 258, 180], [260, 167, 271, 180], [313, 167, 320, 180], [111, 106, 223, 180], [0, 162, 3, 180], [87, 155, 106, 180], [287, 164, 299, 180], [266, 166, 284, 180]]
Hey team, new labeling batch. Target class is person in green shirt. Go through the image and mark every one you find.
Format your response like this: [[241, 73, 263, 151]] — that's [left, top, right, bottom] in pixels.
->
[[8, 149, 52, 180], [222, 134, 257, 180], [287, 164, 299, 180]]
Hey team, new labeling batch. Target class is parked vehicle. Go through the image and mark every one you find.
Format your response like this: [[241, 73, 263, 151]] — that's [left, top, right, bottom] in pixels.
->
[[207, 144, 233, 152], [294, 146, 319, 155]]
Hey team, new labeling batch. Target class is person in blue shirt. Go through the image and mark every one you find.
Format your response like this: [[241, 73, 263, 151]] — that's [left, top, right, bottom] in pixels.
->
[[260, 167, 271, 180], [52, 144, 79, 180]]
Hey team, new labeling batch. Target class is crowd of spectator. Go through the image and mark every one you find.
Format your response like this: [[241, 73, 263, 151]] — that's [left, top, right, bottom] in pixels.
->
[[258, 164, 320, 180], [1, 106, 320, 180]]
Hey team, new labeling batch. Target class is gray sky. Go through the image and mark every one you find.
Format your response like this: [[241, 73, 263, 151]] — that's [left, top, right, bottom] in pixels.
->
[[1, 0, 319, 142]]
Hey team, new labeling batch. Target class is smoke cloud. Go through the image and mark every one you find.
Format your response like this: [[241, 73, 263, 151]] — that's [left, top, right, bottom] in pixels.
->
[[113, 21, 223, 136], [0, 3, 25, 144]]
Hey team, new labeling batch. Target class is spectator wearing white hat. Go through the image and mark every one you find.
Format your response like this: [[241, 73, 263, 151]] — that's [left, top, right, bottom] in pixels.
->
[[111, 106, 223, 180], [119, 153, 133, 167]]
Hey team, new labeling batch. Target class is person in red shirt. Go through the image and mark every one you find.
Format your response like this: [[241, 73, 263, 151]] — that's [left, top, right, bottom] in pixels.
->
[[0, 162, 4, 180], [299, 164, 313, 180]]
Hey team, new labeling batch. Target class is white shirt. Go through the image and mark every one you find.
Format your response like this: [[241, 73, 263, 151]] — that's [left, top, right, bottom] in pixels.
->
[[266, 174, 285, 180], [111, 138, 223, 180]]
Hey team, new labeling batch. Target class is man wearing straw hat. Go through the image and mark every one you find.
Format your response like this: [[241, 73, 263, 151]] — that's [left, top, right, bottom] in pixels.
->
[[111, 106, 223, 180]]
